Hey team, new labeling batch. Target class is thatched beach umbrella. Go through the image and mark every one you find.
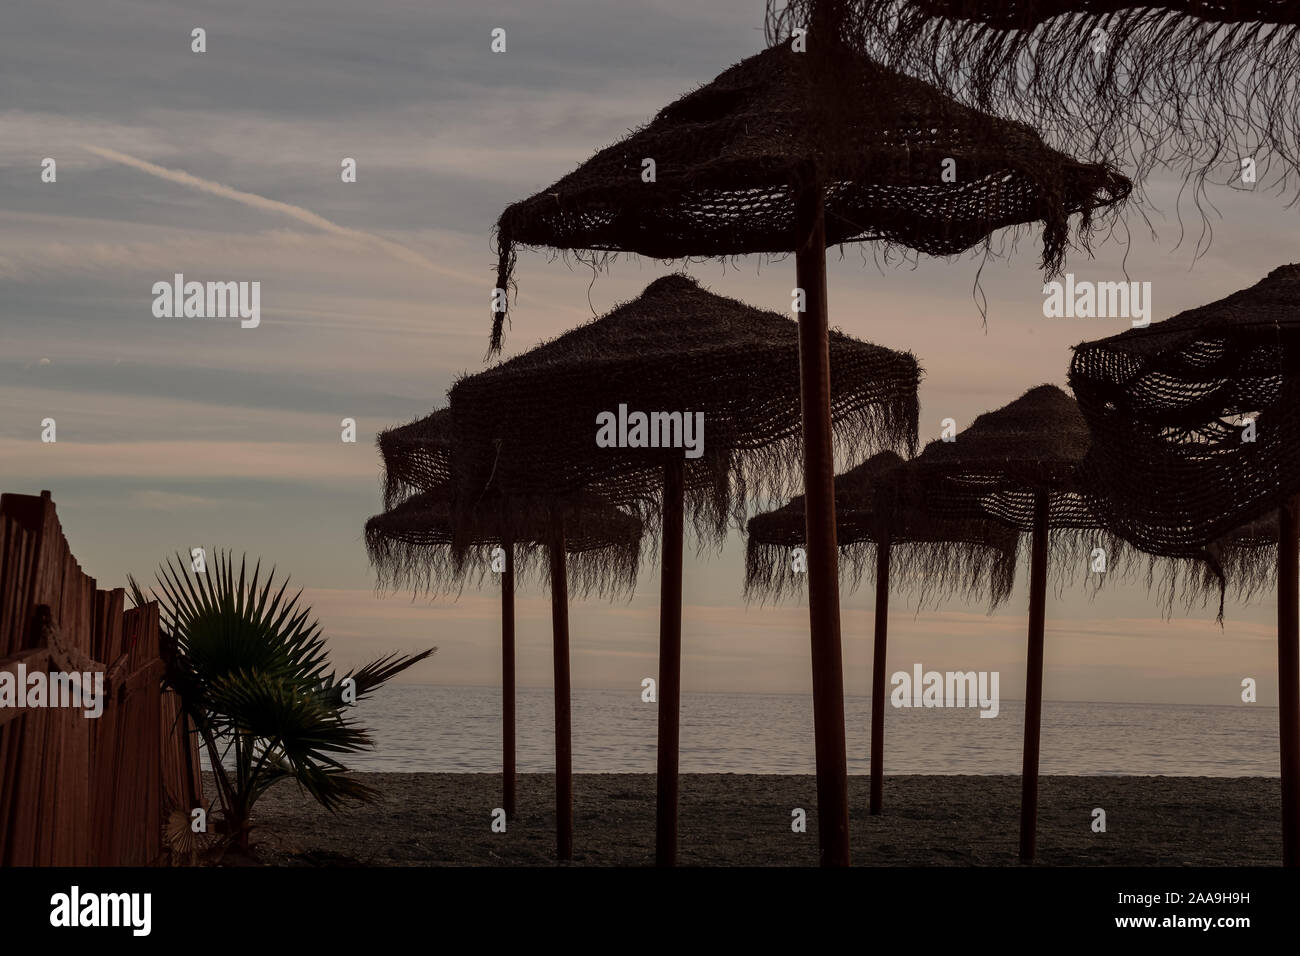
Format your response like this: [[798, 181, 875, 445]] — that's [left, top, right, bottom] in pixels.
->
[[377, 409, 455, 510], [746, 450, 1020, 814], [768, 1, 1300, 200], [879, 384, 1121, 862], [366, 486, 642, 601], [1069, 263, 1300, 864], [369, 415, 642, 835], [1147, 514, 1280, 620], [455, 274, 920, 864], [490, 26, 1128, 866]]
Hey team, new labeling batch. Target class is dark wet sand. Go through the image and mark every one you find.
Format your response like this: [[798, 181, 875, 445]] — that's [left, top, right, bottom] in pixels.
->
[[227, 773, 1283, 866]]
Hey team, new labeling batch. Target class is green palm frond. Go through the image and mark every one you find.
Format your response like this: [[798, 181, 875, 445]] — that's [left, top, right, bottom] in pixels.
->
[[210, 670, 377, 809], [129, 550, 435, 854], [152, 551, 331, 689], [320, 648, 437, 707]]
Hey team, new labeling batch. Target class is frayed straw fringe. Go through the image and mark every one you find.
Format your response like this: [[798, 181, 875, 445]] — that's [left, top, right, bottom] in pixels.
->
[[744, 534, 1018, 609], [456, 275, 921, 551], [490, 36, 1128, 352], [377, 411, 454, 511], [365, 514, 643, 601], [766, 1, 1300, 242], [365, 531, 642, 602], [448, 391, 917, 551], [1069, 265, 1300, 622], [365, 484, 645, 601]]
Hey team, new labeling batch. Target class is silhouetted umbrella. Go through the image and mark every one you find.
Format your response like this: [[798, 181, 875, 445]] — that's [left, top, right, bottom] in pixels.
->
[[377, 409, 455, 510], [1070, 263, 1300, 864], [1150, 514, 1279, 616], [879, 384, 1123, 862], [1209, 515, 1280, 607], [366, 486, 642, 600], [746, 449, 1019, 814], [454, 274, 920, 864], [490, 25, 1128, 866], [369, 413, 642, 833], [769, 1, 1300, 201]]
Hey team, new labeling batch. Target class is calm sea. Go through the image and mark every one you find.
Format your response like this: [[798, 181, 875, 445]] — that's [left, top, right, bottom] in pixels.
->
[[335, 684, 1280, 776]]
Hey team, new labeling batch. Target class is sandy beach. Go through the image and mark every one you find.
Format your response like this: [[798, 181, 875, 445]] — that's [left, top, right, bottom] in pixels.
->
[[230, 773, 1282, 866]]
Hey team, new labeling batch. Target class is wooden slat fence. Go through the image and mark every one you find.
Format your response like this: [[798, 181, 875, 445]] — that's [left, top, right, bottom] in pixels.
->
[[0, 490, 202, 865]]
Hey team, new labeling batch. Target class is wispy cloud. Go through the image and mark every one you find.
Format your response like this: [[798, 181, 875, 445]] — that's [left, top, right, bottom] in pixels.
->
[[80, 143, 478, 286]]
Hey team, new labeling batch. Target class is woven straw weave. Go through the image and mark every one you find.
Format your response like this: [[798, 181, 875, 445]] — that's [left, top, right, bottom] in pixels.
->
[[377, 409, 454, 510], [745, 450, 1020, 605], [1070, 264, 1300, 567], [765, 2, 1300, 205], [451, 275, 921, 548], [370, 410, 644, 597], [491, 35, 1129, 351], [365, 484, 643, 598], [879, 384, 1096, 530]]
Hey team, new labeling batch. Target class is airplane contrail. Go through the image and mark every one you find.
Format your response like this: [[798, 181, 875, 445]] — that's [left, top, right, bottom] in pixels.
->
[[81, 143, 477, 286]]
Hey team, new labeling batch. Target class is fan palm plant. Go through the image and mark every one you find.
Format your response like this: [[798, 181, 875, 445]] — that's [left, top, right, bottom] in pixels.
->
[[128, 550, 434, 856]]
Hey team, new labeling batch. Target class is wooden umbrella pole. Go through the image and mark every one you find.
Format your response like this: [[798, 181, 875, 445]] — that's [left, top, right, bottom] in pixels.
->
[[655, 457, 686, 867], [549, 516, 573, 861], [501, 539, 516, 821], [1278, 494, 1300, 867], [794, 174, 851, 867], [1019, 491, 1051, 863], [870, 533, 891, 815]]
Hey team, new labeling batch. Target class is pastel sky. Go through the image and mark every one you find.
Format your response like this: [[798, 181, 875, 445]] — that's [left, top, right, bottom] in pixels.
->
[[2, 0, 1292, 706]]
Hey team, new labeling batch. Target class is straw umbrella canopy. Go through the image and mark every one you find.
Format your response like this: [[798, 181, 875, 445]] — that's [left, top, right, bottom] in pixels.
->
[[489, 27, 1128, 867], [366, 485, 643, 601], [877, 384, 1126, 862], [1145, 514, 1280, 617], [1069, 263, 1300, 864], [1209, 515, 1280, 606], [377, 409, 455, 510], [368, 412, 643, 835], [454, 273, 920, 865], [746, 449, 1020, 814], [1070, 265, 1300, 563], [768, 1, 1300, 203]]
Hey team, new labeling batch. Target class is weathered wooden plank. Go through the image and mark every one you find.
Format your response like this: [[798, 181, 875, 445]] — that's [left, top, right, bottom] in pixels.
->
[[0, 649, 54, 728], [1, 492, 191, 866]]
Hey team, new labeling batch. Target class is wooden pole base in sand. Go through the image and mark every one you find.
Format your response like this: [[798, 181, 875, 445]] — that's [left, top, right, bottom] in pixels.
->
[[795, 175, 851, 868], [870, 533, 891, 815], [1019, 491, 1051, 863], [655, 458, 686, 867], [549, 517, 573, 861], [502, 540, 516, 821], [1278, 494, 1300, 867]]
